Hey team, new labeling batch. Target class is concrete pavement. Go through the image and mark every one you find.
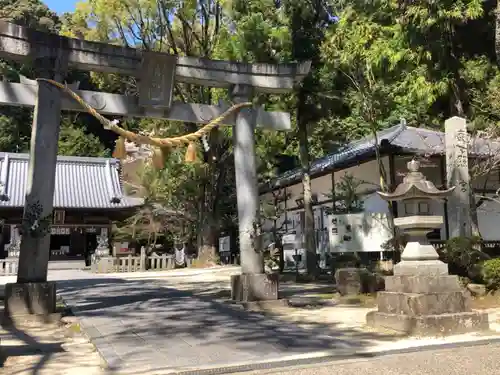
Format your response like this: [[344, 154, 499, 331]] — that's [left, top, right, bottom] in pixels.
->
[[54, 272, 398, 375], [2, 269, 500, 375]]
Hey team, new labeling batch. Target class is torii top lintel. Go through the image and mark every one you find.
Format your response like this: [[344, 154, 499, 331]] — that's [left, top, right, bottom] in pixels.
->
[[0, 22, 311, 94]]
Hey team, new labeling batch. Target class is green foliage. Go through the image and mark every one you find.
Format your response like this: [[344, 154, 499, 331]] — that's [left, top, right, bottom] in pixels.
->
[[58, 119, 109, 157], [440, 236, 490, 280], [482, 258, 500, 291], [0, 0, 60, 32], [320, 0, 500, 140]]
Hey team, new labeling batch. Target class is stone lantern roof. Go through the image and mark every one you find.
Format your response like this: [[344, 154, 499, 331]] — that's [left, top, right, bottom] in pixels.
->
[[377, 159, 455, 202]]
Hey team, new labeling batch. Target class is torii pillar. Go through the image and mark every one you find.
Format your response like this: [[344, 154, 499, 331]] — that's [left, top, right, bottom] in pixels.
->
[[229, 83, 285, 302]]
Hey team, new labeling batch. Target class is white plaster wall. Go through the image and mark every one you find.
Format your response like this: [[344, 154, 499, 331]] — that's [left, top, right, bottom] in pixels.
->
[[261, 158, 394, 243], [334, 157, 391, 214]]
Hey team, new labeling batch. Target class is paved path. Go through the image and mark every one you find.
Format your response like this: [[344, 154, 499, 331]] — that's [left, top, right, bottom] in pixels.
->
[[243, 341, 500, 375], [3, 269, 499, 375], [51, 271, 397, 374]]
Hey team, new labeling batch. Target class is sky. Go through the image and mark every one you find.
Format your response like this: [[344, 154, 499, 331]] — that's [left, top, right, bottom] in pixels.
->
[[43, 0, 77, 14]]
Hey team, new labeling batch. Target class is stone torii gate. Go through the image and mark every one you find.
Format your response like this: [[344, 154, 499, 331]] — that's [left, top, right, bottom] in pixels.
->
[[0, 22, 310, 317]]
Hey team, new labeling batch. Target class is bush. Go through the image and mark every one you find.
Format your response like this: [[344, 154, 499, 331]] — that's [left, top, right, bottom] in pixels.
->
[[439, 236, 489, 282], [482, 258, 500, 291]]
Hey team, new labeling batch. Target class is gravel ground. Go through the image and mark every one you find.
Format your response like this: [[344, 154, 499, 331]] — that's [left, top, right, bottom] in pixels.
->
[[239, 342, 500, 375], [0, 315, 104, 375]]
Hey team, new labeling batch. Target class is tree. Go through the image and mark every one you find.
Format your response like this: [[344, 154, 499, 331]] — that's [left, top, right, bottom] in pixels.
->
[[283, 0, 333, 278], [57, 118, 110, 157], [0, 0, 112, 157], [321, 0, 500, 238], [0, 0, 60, 153], [63, 0, 240, 262]]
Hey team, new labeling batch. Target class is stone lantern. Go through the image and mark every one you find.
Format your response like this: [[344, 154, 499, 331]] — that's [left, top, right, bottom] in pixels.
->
[[366, 159, 489, 335]]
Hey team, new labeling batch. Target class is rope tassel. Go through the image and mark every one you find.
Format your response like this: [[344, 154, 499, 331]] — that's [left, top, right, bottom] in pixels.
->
[[151, 147, 170, 170], [185, 142, 197, 163], [112, 136, 126, 160]]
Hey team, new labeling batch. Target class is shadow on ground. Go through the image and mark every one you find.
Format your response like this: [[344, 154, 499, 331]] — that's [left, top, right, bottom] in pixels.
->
[[52, 274, 403, 375], [0, 311, 68, 375]]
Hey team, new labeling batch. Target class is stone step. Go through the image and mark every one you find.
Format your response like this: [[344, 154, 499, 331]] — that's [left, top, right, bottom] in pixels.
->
[[366, 310, 490, 336], [384, 275, 462, 293], [376, 291, 470, 316]]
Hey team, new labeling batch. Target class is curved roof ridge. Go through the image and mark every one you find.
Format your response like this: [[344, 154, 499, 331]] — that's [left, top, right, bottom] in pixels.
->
[[0, 152, 120, 164]]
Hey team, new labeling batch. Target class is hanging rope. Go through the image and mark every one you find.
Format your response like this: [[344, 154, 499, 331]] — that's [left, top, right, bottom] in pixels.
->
[[37, 78, 252, 163]]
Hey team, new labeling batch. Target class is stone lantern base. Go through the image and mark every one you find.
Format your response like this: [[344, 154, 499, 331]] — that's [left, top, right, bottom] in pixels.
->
[[367, 247, 489, 336]]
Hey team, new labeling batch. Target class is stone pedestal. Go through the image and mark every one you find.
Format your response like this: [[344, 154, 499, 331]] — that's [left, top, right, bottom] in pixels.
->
[[92, 256, 116, 273], [231, 273, 279, 302], [4, 282, 57, 319], [367, 249, 489, 336]]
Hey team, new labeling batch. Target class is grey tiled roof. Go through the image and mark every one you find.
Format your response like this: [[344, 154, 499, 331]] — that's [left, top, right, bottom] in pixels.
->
[[265, 123, 500, 189], [0, 153, 144, 209]]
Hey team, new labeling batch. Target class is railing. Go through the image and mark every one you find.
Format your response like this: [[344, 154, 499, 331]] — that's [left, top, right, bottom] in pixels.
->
[[148, 254, 175, 270], [92, 252, 194, 273], [430, 240, 500, 254], [0, 259, 18, 276], [115, 255, 142, 273]]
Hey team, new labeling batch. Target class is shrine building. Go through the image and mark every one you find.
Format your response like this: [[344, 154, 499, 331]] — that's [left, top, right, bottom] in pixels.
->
[[259, 120, 500, 269], [0, 152, 143, 267]]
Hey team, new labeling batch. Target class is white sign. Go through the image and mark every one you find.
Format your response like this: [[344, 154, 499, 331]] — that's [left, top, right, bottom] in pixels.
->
[[219, 236, 230, 253], [282, 233, 297, 245], [327, 213, 392, 253]]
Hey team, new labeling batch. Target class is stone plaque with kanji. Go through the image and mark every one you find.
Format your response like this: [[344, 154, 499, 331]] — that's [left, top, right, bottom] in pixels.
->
[[139, 51, 177, 109]]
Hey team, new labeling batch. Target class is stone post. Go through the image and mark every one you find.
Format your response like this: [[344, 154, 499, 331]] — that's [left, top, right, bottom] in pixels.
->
[[140, 246, 147, 271], [230, 85, 278, 302], [231, 84, 263, 275], [4, 57, 66, 319], [445, 116, 472, 238]]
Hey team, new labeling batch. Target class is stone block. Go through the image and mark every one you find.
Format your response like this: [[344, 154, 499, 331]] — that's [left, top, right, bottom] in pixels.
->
[[335, 268, 383, 295], [92, 257, 116, 273], [231, 273, 278, 302], [385, 275, 462, 293], [4, 282, 57, 318], [394, 260, 448, 276], [466, 283, 487, 297], [366, 310, 489, 336], [376, 291, 469, 316]]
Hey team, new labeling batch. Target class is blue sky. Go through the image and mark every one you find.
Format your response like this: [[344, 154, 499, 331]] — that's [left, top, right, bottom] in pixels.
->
[[43, 0, 77, 14]]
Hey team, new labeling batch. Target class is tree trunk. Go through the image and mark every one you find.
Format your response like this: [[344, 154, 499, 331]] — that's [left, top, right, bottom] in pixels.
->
[[297, 91, 318, 278], [197, 173, 218, 265], [197, 219, 218, 265], [496, 0, 500, 65]]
